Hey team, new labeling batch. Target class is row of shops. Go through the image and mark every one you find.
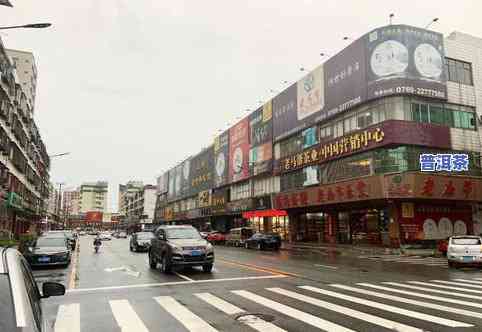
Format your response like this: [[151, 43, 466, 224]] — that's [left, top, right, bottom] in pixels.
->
[[158, 172, 482, 248]]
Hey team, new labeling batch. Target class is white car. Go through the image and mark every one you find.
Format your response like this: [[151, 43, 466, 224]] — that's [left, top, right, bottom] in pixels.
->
[[447, 235, 482, 268], [100, 232, 112, 241]]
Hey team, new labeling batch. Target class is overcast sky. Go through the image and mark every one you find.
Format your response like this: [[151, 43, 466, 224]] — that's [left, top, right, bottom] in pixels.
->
[[1, 0, 481, 211]]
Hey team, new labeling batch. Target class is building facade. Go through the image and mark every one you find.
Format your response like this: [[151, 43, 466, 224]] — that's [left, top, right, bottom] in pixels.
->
[[79, 181, 108, 213], [0, 38, 50, 237], [123, 185, 157, 231], [118, 181, 143, 216], [154, 24, 482, 248], [62, 189, 80, 219], [5, 49, 37, 113]]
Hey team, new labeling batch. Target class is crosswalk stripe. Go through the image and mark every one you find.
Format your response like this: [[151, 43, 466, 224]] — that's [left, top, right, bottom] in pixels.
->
[[383, 282, 482, 300], [267, 287, 423, 332], [109, 300, 149, 332], [474, 278, 482, 281], [452, 279, 482, 285], [408, 281, 482, 294], [358, 283, 482, 310], [155, 296, 218, 332], [301, 285, 472, 327], [232, 290, 355, 332], [195, 293, 286, 332], [54, 303, 80, 332], [431, 280, 482, 289], [330, 284, 482, 320]]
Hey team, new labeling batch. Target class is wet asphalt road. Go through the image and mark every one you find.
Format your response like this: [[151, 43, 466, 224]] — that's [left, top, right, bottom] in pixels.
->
[[38, 235, 482, 332]]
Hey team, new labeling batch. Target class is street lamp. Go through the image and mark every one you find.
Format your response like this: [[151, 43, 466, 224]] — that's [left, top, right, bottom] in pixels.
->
[[389, 13, 395, 25], [49, 152, 70, 158], [425, 18, 439, 29], [0, 23, 52, 30]]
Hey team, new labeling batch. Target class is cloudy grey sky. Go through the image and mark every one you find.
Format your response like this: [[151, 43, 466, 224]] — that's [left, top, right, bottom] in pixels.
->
[[1, 0, 481, 211]]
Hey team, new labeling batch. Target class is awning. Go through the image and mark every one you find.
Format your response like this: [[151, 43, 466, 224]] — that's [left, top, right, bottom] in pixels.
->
[[242, 209, 287, 219]]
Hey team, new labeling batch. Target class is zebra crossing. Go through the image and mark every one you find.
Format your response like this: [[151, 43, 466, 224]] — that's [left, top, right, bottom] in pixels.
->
[[52, 277, 482, 332], [358, 254, 449, 267]]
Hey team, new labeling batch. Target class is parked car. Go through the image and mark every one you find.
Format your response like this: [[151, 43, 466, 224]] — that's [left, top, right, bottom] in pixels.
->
[[0, 247, 66, 332], [46, 230, 76, 250], [130, 232, 154, 252], [148, 225, 214, 273], [100, 232, 112, 241], [447, 235, 482, 268], [226, 227, 254, 247], [118, 231, 127, 238], [23, 236, 71, 268], [206, 231, 226, 244], [245, 232, 282, 250], [79, 231, 87, 236]]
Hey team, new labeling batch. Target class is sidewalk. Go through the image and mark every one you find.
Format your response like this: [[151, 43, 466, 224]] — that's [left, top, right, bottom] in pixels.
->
[[280, 241, 442, 258]]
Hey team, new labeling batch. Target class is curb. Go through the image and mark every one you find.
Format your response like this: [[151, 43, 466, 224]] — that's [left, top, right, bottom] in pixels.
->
[[68, 240, 80, 289]]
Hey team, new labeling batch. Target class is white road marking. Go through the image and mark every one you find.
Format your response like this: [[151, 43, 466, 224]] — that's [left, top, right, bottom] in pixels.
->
[[104, 267, 126, 272], [54, 303, 80, 332], [301, 286, 472, 328], [175, 272, 194, 282], [357, 283, 482, 310], [268, 287, 423, 332], [314, 264, 338, 269], [452, 279, 482, 285], [383, 282, 482, 300], [431, 280, 482, 289], [232, 290, 355, 332], [155, 296, 218, 332], [408, 281, 482, 294], [109, 299, 149, 332], [67, 274, 287, 293], [331, 284, 482, 320], [195, 293, 286, 332], [473, 278, 482, 281]]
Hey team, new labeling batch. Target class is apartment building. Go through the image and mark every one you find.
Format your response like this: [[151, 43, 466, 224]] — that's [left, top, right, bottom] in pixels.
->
[[5, 49, 37, 113], [79, 181, 109, 213]]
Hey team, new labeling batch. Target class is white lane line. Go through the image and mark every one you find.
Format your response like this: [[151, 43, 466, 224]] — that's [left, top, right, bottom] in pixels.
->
[[155, 296, 218, 332], [452, 279, 482, 285], [303, 285, 473, 328], [54, 303, 80, 332], [431, 280, 482, 289], [109, 299, 149, 332], [67, 274, 287, 293], [383, 282, 482, 300], [409, 281, 482, 294], [232, 290, 355, 332], [358, 283, 482, 310], [473, 278, 482, 281], [195, 293, 286, 332], [268, 287, 423, 332], [314, 264, 338, 269], [175, 272, 194, 282], [330, 284, 482, 320]]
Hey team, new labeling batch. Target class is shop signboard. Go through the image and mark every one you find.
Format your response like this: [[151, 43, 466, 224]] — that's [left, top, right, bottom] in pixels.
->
[[86, 211, 103, 223], [213, 131, 229, 188], [384, 172, 482, 201], [272, 25, 446, 142], [229, 117, 250, 183], [276, 120, 450, 174], [198, 190, 211, 208], [227, 198, 253, 214], [6, 192, 23, 210], [189, 146, 214, 196], [273, 175, 384, 209], [211, 188, 229, 215]]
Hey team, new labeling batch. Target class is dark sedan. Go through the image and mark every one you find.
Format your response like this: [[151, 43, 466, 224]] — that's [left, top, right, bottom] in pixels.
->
[[130, 232, 154, 252], [24, 237, 71, 268], [245, 232, 282, 250]]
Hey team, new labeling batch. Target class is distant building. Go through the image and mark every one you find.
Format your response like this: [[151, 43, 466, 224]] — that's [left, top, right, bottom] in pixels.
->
[[63, 189, 80, 217], [118, 181, 143, 215], [5, 49, 37, 112], [79, 181, 109, 213], [124, 185, 157, 231]]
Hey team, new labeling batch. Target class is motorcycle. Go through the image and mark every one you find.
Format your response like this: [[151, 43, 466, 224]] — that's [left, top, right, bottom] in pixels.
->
[[94, 244, 100, 253]]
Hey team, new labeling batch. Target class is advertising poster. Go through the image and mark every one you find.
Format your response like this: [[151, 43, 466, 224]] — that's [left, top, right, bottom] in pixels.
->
[[249, 142, 272, 176], [249, 106, 273, 176], [181, 158, 191, 197], [229, 117, 250, 183], [213, 131, 229, 188], [273, 84, 297, 141], [174, 164, 183, 198], [297, 65, 324, 121], [189, 146, 214, 195], [168, 169, 176, 200]]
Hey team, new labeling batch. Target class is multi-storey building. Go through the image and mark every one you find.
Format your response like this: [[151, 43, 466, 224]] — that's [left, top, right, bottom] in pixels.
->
[[0, 38, 50, 236], [62, 189, 80, 218], [118, 181, 143, 216], [5, 49, 37, 113], [125, 185, 157, 231], [79, 181, 108, 213], [154, 24, 482, 249]]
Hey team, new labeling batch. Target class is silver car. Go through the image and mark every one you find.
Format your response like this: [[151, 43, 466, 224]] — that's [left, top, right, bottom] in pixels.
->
[[447, 235, 482, 268]]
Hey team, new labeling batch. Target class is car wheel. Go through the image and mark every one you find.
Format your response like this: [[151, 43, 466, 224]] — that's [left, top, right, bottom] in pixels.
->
[[149, 252, 157, 269], [203, 264, 213, 273], [161, 255, 171, 273]]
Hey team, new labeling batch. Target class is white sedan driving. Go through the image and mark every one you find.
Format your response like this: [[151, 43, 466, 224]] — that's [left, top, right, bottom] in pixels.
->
[[447, 235, 482, 268]]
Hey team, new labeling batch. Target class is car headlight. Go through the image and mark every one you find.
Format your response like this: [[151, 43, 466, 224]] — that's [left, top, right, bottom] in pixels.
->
[[206, 243, 213, 253], [172, 245, 183, 254]]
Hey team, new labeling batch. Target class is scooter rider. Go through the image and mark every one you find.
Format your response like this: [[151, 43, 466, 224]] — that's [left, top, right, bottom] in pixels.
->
[[93, 234, 102, 250]]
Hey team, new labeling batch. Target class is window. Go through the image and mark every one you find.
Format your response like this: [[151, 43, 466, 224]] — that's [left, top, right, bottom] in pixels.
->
[[445, 58, 473, 85], [357, 112, 373, 129], [334, 121, 343, 138], [429, 105, 444, 125], [320, 125, 332, 141], [302, 127, 319, 148]]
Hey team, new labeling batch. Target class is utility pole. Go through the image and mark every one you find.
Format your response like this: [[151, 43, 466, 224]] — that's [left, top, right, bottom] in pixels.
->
[[56, 183, 64, 228]]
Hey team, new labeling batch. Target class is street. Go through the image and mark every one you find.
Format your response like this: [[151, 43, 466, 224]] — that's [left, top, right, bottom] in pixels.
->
[[37, 235, 482, 332]]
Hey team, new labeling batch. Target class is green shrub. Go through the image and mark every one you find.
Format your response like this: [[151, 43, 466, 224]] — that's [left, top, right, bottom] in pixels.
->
[[0, 239, 18, 247]]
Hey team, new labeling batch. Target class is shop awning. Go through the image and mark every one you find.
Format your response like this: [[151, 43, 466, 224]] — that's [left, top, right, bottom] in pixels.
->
[[242, 209, 287, 219]]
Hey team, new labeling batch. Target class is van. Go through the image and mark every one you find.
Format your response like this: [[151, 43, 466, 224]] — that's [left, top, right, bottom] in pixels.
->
[[226, 227, 254, 247]]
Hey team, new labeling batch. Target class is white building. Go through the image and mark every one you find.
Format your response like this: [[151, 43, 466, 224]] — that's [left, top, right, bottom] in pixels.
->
[[5, 49, 37, 113]]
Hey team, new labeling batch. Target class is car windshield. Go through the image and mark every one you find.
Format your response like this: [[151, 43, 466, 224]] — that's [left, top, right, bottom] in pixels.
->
[[166, 228, 201, 239], [137, 232, 154, 240], [36, 237, 67, 247], [452, 238, 482, 245]]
